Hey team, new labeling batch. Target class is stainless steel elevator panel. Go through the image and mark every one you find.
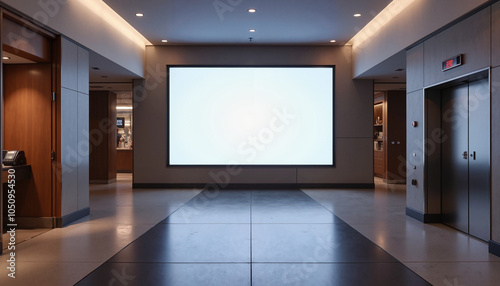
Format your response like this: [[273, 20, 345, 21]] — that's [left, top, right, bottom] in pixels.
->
[[441, 84, 469, 233], [468, 79, 490, 241]]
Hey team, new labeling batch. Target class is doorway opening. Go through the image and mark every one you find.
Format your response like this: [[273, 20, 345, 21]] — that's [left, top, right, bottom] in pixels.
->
[[88, 84, 134, 184], [373, 83, 407, 184]]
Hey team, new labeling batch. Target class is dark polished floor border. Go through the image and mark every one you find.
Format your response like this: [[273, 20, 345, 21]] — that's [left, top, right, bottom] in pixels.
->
[[76, 188, 431, 285], [133, 183, 375, 189]]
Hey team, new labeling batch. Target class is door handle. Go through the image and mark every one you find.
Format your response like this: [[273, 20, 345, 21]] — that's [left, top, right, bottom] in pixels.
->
[[462, 151, 468, 159], [470, 151, 476, 160]]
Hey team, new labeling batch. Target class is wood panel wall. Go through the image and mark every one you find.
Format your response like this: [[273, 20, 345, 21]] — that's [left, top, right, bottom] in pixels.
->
[[117, 149, 133, 173], [89, 91, 117, 183], [3, 64, 53, 217]]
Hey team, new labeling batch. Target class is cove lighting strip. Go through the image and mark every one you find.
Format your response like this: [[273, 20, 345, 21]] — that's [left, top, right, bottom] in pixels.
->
[[347, 0, 417, 48], [77, 0, 151, 49]]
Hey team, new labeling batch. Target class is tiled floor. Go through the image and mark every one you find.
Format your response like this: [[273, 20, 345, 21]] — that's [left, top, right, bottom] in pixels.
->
[[1, 175, 499, 285], [303, 178, 500, 286], [1, 229, 49, 251], [0, 174, 201, 286], [76, 188, 430, 286]]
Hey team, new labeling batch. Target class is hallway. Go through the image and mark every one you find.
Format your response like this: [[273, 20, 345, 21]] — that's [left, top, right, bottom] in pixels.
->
[[2, 176, 500, 285], [76, 187, 430, 285]]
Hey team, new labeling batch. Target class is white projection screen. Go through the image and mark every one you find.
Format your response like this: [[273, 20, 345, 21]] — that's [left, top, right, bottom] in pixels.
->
[[167, 66, 335, 166]]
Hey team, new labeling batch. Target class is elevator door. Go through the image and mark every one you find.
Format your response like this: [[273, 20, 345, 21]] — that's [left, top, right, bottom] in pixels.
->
[[441, 79, 490, 241], [468, 79, 490, 241], [442, 84, 469, 234]]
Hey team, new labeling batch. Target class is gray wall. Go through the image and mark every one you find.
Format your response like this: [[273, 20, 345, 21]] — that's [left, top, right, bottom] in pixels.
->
[[60, 37, 90, 216], [492, 2, 500, 243], [134, 45, 373, 185], [406, 5, 500, 244], [352, 0, 488, 78]]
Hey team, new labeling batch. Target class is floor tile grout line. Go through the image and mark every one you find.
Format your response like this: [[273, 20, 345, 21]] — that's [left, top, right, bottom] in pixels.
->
[[91, 261, 410, 265]]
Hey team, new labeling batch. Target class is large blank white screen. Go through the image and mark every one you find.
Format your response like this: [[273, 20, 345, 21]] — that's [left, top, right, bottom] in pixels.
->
[[168, 67, 334, 165]]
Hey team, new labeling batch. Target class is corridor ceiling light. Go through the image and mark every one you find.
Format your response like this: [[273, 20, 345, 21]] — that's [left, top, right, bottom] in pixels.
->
[[249, 29, 256, 32], [330, 40, 336, 43], [354, 13, 362, 17], [2, 56, 10, 60], [117, 106, 133, 110], [248, 8, 256, 13], [135, 13, 144, 17], [162, 39, 168, 43]]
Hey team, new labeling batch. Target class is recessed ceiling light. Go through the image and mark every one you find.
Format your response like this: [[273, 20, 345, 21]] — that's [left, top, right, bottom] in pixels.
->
[[354, 13, 362, 17], [135, 13, 144, 17], [249, 29, 256, 32], [2, 56, 10, 60], [161, 39, 168, 43], [330, 40, 336, 43], [248, 8, 256, 13], [117, 106, 133, 110]]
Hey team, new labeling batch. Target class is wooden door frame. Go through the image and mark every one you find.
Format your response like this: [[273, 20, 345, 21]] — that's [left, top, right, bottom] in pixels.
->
[[0, 8, 59, 235]]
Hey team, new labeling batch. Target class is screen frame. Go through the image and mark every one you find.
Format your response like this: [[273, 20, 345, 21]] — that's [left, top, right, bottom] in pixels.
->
[[166, 65, 336, 167]]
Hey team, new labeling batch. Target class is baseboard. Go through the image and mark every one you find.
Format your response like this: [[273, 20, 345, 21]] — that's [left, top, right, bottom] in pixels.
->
[[384, 179, 406, 184], [489, 240, 500, 257], [55, 207, 90, 228], [406, 207, 442, 223], [15, 217, 54, 228], [133, 183, 375, 189], [90, 178, 116, 184], [6, 208, 90, 229]]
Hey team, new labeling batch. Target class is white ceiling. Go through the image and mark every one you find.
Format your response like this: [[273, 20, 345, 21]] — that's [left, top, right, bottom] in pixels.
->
[[103, 0, 392, 45], [4, 0, 407, 89], [94, 0, 405, 84]]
